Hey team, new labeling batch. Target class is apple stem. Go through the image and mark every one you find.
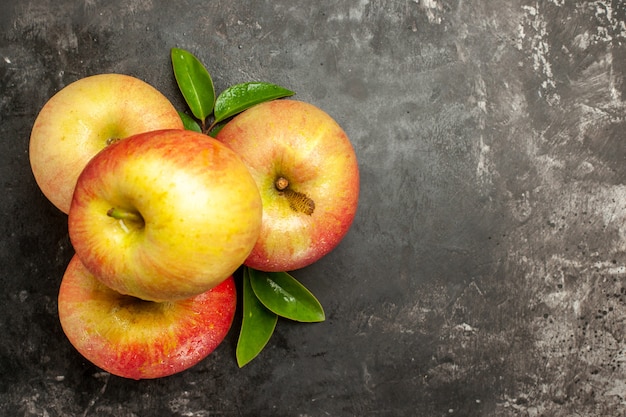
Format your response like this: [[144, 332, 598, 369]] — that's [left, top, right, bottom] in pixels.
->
[[205, 120, 214, 135], [275, 177, 289, 191], [107, 207, 144, 224], [274, 177, 315, 215]]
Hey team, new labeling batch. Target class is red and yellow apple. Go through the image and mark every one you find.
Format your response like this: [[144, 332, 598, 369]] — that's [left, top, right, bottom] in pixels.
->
[[68, 129, 263, 302], [29, 73, 184, 213], [215, 99, 359, 272], [58, 255, 236, 380]]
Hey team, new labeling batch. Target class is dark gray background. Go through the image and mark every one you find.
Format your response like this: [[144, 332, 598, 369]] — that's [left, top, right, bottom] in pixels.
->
[[2, 1, 626, 416]]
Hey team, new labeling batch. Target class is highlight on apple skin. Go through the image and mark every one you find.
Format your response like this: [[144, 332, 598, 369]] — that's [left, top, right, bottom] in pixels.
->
[[58, 255, 237, 380], [68, 129, 263, 302], [29, 73, 184, 214], [216, 99, 360, 272]]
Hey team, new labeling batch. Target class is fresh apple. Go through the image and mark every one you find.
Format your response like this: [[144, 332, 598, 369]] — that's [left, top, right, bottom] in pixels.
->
[[68, 129, 263, 302], [58, 255, 236, 380], [29, 73, 184, 213], [215, 99, 359, 272]]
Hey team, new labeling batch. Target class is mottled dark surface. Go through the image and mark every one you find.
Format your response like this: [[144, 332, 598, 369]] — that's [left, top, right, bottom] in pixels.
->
[[2, 1, 626, 416]]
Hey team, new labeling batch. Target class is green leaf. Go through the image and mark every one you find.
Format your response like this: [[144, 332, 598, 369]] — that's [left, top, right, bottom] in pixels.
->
[[236, 267, 278, 367], [207, 122, 226, 138], [171, 48, 215, 123], [213, 82, 295, 124], [177, 111, 202, 133], [249, 269, 325, 323]]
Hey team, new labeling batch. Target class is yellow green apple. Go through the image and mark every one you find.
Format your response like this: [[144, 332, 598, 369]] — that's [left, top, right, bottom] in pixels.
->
[[216, 99, 359, 272], [68, 129, 263, 302], [58, 255, 237, 380], [29, 73, 184, 213]]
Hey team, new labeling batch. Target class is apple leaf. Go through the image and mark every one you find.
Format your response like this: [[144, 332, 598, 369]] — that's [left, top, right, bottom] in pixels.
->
[[249, 269, 325, 323], [213, 82, 295, 124], [207, 122, 226, 138], [178, 111, 202, 133], [236, 267, 278, 367], [171, 48, 215, 123]]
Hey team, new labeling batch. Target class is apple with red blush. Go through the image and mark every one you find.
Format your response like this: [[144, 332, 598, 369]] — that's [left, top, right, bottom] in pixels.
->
[[58, 255, 237, 380], [216, 99, 360, 272]]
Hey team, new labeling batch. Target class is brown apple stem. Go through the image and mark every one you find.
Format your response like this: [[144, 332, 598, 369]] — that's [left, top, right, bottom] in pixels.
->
[[107, 207, 143, 224], [275, 177, 289, 191], [275, 176, 315, 215]]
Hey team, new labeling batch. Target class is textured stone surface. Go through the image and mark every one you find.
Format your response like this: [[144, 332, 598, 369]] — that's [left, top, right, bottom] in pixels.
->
[[2, 1, 626, 416]]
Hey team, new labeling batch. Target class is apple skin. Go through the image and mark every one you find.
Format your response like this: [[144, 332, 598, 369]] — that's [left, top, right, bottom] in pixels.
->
[[29, 73, 184, 214], [68, 129, 263, 302], [58, 255, 236, 380], [215, 99, 359, 272]]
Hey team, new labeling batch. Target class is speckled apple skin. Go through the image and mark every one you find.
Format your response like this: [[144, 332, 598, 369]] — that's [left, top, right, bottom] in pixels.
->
[[58, 255, 237, 380], [68, 129, 262, 301], [216, 100, 360, 272]]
